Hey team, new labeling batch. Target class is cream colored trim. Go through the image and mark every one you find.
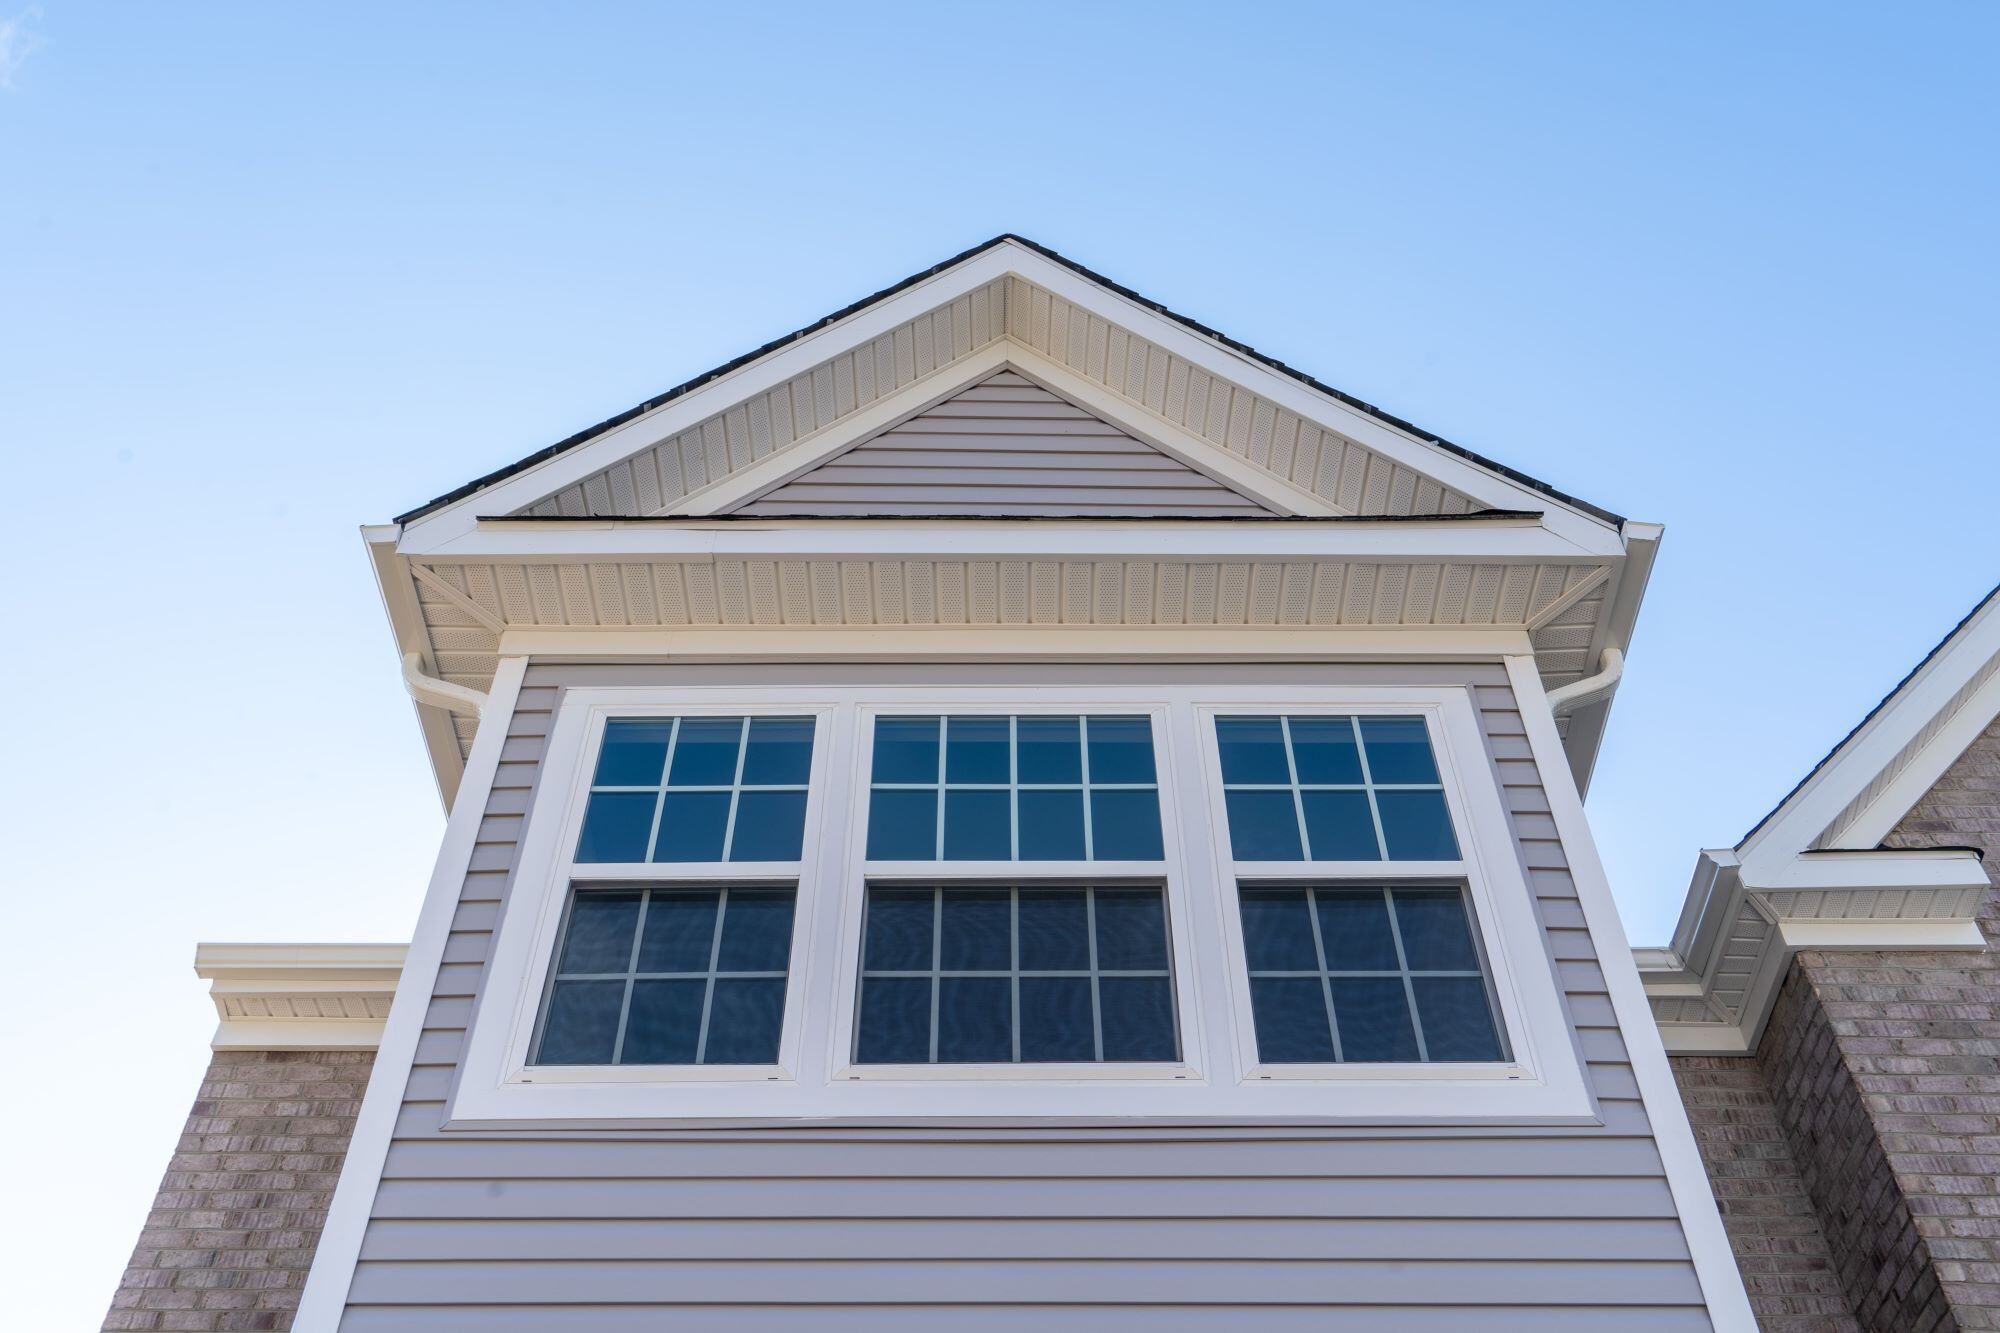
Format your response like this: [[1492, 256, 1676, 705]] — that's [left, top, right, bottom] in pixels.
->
[[195, 942, 408, 1051], [493, 625, 1538, 660]]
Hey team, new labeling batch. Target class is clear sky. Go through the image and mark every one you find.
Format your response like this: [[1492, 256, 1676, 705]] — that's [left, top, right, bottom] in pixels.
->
[[3, 3, 1996, 1323]]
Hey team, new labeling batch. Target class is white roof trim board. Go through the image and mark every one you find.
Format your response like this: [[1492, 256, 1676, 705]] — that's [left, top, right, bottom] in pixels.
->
[[1642, 585, 2000, 1054], [195, 942, 407, 1051]]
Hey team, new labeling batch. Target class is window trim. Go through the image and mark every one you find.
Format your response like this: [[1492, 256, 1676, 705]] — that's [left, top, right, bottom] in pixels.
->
[[451, 682, 1594, 1124]]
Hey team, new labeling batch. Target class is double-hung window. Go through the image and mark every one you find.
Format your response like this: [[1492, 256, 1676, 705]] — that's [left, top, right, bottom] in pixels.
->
[[465, 682, 1590, 1123], [1208, 712, 1509, 1072], [850, 714, 1181, 1070], [531, 713, 821, 1073]]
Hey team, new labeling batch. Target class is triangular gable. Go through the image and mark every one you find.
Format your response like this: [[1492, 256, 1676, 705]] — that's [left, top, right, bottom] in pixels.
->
[[400, 237, 1626, 546], [732, 370, 1279, 516]]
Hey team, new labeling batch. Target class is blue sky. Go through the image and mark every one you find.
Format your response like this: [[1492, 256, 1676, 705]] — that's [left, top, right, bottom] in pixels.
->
[[4, 3, 1996, 1322]]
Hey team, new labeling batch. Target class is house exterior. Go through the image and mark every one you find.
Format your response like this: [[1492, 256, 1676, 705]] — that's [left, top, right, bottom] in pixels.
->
[[107, 236, 1756, 1330], [1650, 585, 2000, 1332]]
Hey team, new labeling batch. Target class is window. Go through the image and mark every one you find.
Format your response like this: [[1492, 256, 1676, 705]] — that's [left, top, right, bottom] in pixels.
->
[[1216, 715, 1458, 861], [853, 885, 1178, 1064], [577, 716, 813, 863], [536, 886, 796, 1065], [866, 715, 1163, 861], [460, 684, 1591, 1124], [1212, 711, 1505, 1068], [1239, 886, 1505, 1063]]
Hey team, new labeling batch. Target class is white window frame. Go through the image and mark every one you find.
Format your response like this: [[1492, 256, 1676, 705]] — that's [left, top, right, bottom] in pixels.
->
[[450, 683, 1594, 1124]]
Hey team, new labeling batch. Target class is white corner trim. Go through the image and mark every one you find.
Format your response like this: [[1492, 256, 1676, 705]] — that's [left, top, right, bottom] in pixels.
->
[[292, 655, 528, 1333], [196, 943, 408, 1051], [1502, 655, 1758, 1332]]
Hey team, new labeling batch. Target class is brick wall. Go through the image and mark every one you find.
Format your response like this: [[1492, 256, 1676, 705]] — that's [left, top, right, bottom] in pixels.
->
[[1798, 711, 2000, 1331], [103, 1049, 375, 1332], [1672, 1053, 1863, 1331]]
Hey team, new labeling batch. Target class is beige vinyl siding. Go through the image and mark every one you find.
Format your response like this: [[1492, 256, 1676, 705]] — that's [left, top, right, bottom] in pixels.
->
[[343, 662, 1706, 1330], [738, 370, 1274, 516]]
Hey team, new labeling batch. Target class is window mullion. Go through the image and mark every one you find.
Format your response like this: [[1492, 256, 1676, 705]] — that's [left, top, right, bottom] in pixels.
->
[[610, 889, 652, 1065], [1085, 886, 1104, 1061], [718, 716, 750, 862], [1009, 887, 1022, 1064], [695, 886, 729, 1064], [1302, 885, 1344, 1063], [929, 886, 944, 1063], [1350, 716, 1391, 861], [1078, 716, 1096, 861], [643, 718, 680, 863], [1278, 716, 1312, 859]]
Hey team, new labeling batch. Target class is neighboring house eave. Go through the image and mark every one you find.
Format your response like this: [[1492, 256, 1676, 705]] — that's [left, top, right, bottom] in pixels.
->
[[1640, 585, 2000, 1054]]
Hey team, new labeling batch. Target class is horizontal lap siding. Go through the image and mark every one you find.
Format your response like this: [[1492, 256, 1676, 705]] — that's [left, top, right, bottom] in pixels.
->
[[739, 370, 1272, 516], [346, 662, 1703, 1329]]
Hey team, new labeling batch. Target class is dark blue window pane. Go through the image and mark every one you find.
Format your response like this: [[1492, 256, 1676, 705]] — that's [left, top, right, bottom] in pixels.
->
[[653, 792, 730, 861], [1332, 977, 1421, 1062], [1223, 790, 1303, 860], [945, 715, 1010, 783], [1018, 889, 1089, 971], [1413, 976, 1505, 1061], [717, 889, 796, 972], [1017, 789, 1085, 860], [668, 717, 743, 786], [1376, 790, 1460, 860], [594, 719, 672, 786], [940, 889, 1011, 971], [557, 892, 642, 973], [703, 978, 788, 1063], [1288, 717, 1363, 784], [634, 891, 718, 973], [937, 977, 1012, 1062], [1090, 790, 1163, 860], [1393, 889, 1481, 971], [1016, 716, 1082, 783], [536, 980, 624, 1064], [618, 979, 703, 1064], [1359, 716, 1440, 783], [730, 791, 807, 861], [1217, 716, 1291, 784], [1098, 976, 1177, 1061], [872, 717, 940, 783], [1086, 716, 1156, 783], [863, 888, 934, 971], [1238, 888, 1318, 970], [1249, 977, 1334, 1063], [1019, 976, 1095, 1061], [855, 977, 932, 1063], [1316, 890, 1401, 972], [741, 716, 813, 785], [575, 792, 657, 863], [1301, 790, 1381, 860], [943, 789, 1011, 860], [1093, 889, 1168, 971], [867, 789, 937, 860]]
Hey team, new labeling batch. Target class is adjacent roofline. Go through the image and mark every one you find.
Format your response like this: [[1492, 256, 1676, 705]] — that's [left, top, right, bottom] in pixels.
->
[[1737, 580, 2000, 849], [393, 234, 1625, 528]]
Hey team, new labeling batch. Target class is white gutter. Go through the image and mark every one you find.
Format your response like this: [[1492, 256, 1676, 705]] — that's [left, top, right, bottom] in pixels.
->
[[401, 652, 488, 716], [1547, 646, 1625, 716]]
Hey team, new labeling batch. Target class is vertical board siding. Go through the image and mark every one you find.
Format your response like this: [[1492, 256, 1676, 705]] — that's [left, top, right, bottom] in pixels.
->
[[740, 370, 1274, 516], [344, 663, 1705, 1329]]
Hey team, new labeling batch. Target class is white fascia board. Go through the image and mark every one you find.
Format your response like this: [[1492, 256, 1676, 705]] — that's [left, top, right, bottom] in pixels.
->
[[396, 248, 1024, 552], [1559, 521, 1663, 790], [1742, 846, 1990, 893], [1777, 920, 1987, 950], [1837, 663, 2000, 848], [1009, 248, 1626, 552], [493, 625, 1538, 660], [1739, 587, 2000, 872], [410, 518, 1601, 563], [1657, 1024, 1752, 1055], [365, 526, 465, 810], [196, 942, 408, 1053]]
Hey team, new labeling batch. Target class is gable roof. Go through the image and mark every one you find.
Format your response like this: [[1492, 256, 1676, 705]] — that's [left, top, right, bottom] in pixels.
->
[[394, 234, 1624, 529]]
